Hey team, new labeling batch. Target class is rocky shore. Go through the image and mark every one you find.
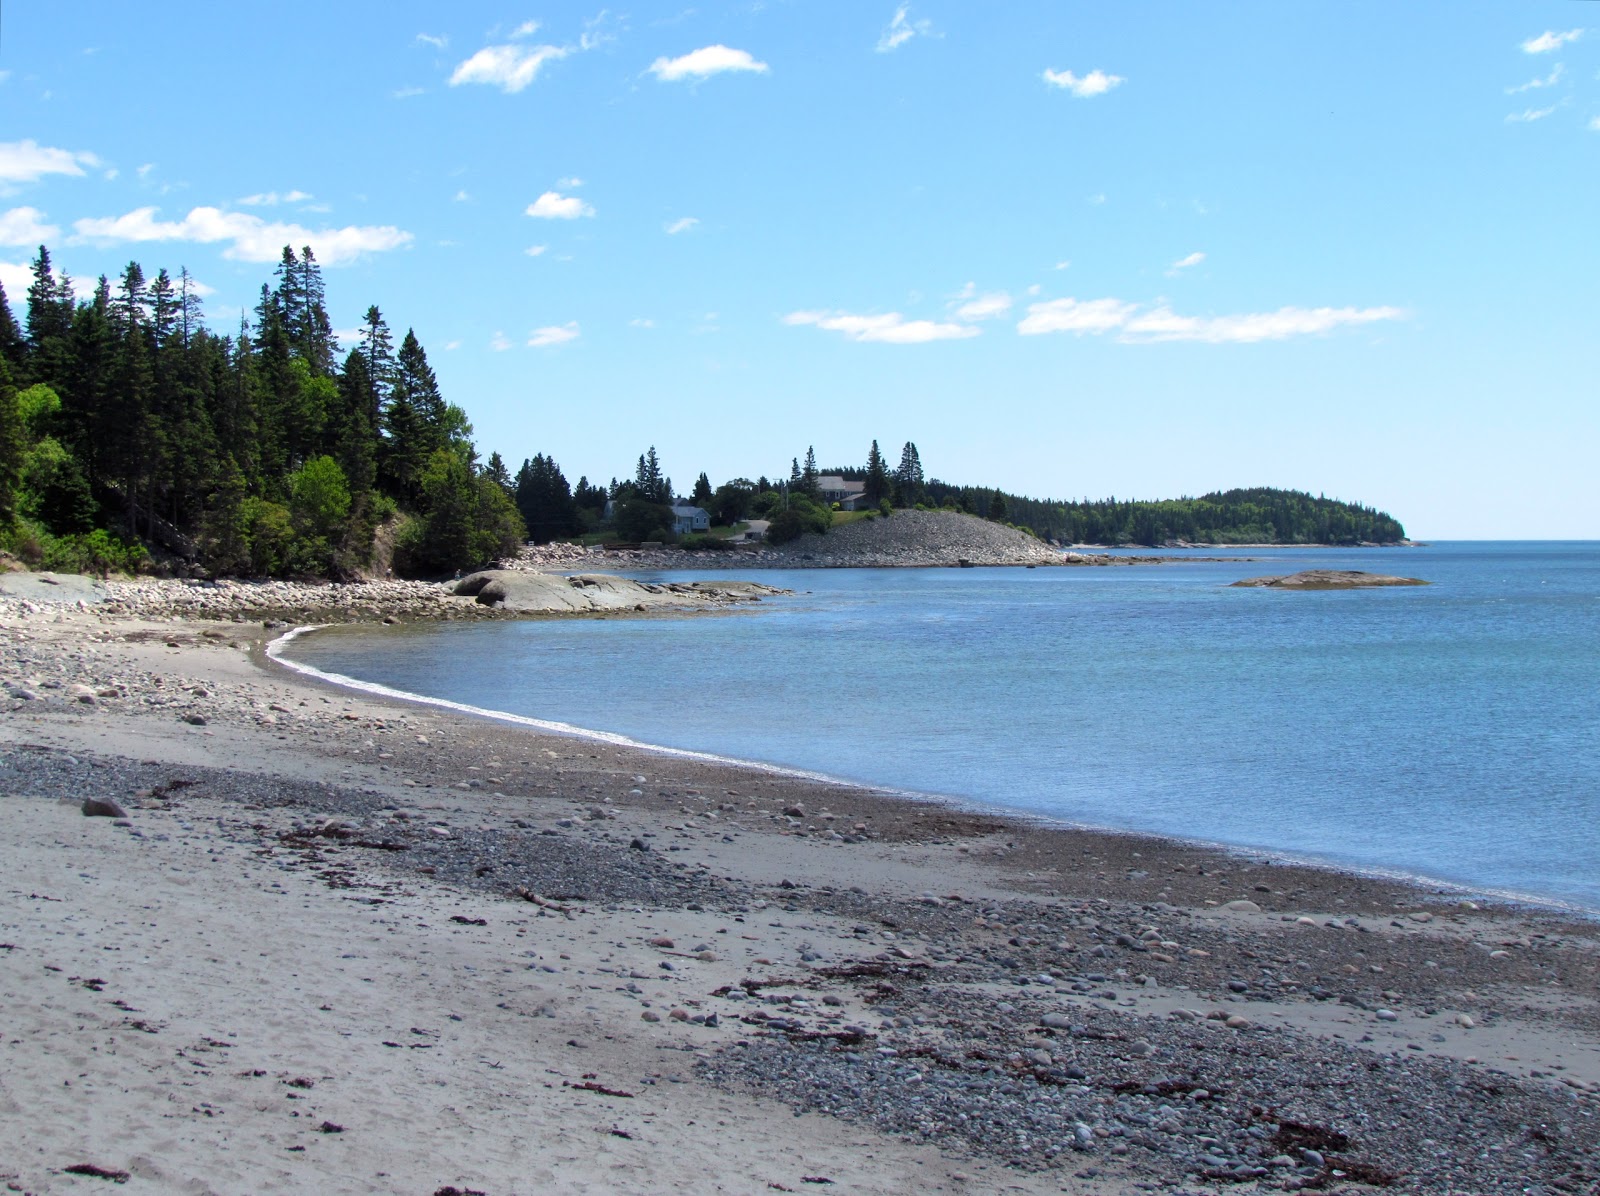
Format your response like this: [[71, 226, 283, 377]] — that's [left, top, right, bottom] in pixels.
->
[[3, 588, 1598, 1194], [512, 511, 1194, 572]]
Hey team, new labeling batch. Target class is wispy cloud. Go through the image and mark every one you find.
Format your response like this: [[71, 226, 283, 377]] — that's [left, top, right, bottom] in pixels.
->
[[1017, 296, 1404, 343], [510, 20, 541, 40], [784, 309, 981, 344], [415, 32, 448, 50], [1016, 298, 1138, 336], [450, 42, 570, 93], [664, 216, 699, 235], [952, 290, 1012, 321], [524, 244, 548, 256], [69, 205, 412, 266], [526, 190, 594, 219], [1507, 63, 1564, 94], [1166, 251, 1205, 276], [1042, 68, 1123, 98], [630, 317, 655, 329], [1590, 116, 1600, 132], [0, 206, 60, 246], [0, 139, 100, 192], [236, 190, 312, 207], [529, 321, 580, 347], [392, 86, 425, 100], [1522, 28, 1583, 54], [647, 45, 769, 82], [1505, 104, 1559, 123], [490, 331, 512, 351], [877, 4, 935, 53]]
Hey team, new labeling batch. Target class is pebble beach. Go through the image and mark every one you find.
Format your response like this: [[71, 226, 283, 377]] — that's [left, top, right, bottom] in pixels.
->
[[3, 571, 1599, 1195]]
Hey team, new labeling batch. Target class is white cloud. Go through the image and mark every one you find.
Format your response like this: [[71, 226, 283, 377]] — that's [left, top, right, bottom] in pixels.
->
[[1042, 68, 1124, 98], [453, 189, 470, 202], [648, 45, 769, 82], [444, 339, 462, 351], [1016, 296, 1404, 343], [511, 20, 541, 39], [1088, 192, 1107, 205], [393, 86, 425, 100], [491, 331, 512, 351], [1505, 104, 1558, 123], [0, 139, 100, 190], [1166, 251, 1205, 275], [529, 321, 580, 347], [784, 309, 981, 344], [1590, 116, 1600, 132], [450, 42, 569, 93], [236, 190, 313, 207], [665, 216, 699, 235], [415, 33, 448, 50], [69, 205, 412, 266], [1053, 259, 1071, 270], [878, 4, 935, 53], [954, 291, 1012, 321], [0, 206, 59, 247], [1016, 297, 1138, 336], [1522, 28, 1583, 54], [630, 317, 655, 328], [526, 190, 594, 219], [524, 244, 548, 256], [557, 176, 584, 188], [1507, 63, 1564, 93], [1, 260, 32, 296]]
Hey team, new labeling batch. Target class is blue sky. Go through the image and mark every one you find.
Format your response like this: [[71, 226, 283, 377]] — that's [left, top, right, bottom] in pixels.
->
[[2, 2, 1596, 538]]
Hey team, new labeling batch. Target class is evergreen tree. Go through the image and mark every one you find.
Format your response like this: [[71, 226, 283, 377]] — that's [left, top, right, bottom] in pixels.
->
[[515, 454, 577, 543], [690, 471, 713, 507], [863, 439, 890, 504], [484, 451, 513, 495], [893, 441, 924, 506], [800, 446, 820, 500], [0, 280, 26, 372], [634, 446, 669, 504]]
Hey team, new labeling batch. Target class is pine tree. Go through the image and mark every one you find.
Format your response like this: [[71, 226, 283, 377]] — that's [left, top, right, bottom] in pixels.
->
[[894, 441, 924, 507], [357, 305, 394, 430], [635, 446, 668, 504]]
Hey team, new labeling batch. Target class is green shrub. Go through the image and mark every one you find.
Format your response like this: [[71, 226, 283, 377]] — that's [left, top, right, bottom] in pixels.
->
[[679, 533, 734, 550]]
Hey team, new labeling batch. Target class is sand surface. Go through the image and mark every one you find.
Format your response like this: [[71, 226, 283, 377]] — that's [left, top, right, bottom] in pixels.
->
[[3, 586, 1599, 1194]]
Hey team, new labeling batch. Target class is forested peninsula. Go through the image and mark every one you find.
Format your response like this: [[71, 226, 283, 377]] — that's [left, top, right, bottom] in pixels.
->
[[0, 244, 1406, 581]]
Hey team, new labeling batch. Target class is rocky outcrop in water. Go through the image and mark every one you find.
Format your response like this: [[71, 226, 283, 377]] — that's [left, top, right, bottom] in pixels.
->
[[1231, 569, 1428, 589]]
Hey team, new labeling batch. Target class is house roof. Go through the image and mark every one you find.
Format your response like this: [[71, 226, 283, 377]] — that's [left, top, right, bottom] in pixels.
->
[[816, 475, 866, 493], [671, 505, 709, 517]]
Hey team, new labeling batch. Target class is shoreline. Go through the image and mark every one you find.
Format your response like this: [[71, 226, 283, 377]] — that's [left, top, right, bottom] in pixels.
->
[[271, 623, 1594, 922], [4, 579, 1600, 1193]]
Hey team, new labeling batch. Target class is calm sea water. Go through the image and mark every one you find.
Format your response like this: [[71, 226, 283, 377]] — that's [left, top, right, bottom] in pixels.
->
[[282, 543, 1600, 910]]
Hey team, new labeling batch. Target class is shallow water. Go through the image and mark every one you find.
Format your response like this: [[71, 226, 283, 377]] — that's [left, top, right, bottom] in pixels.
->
[[283, 543, 1600, 909]]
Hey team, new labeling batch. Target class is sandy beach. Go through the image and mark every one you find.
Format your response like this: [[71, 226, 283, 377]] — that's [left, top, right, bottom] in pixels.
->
[[3, 575, 1599, 1195]]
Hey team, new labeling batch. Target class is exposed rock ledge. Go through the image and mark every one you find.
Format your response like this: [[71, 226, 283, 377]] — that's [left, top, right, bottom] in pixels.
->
[[454, 569, 786, 612], [1231, 569, 1429, 590]]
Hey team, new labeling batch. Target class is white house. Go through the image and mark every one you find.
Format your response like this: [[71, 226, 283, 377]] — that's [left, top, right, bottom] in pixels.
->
[[816, 475, 871, 509], [671, 505, 711, 535]]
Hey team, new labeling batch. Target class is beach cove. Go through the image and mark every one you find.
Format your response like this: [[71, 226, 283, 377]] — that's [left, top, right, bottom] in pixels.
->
[[3, 565, 1599, 1194]]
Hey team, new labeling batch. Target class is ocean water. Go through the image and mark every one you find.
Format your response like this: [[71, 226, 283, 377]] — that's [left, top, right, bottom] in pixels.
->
[[280, 543, 1600, 910]]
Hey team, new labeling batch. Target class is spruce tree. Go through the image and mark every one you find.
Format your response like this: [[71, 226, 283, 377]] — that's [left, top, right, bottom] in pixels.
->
[[863, 439, 890, 504]]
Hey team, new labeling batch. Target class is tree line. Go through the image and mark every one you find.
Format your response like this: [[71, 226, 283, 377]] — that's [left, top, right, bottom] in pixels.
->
[[0, 244, 524, 577]]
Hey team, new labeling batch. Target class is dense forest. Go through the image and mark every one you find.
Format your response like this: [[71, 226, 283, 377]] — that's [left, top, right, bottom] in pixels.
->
[[920, 483, 1408, 546], [0, 245, 1406, 579], [0, 245, 523, 577]]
